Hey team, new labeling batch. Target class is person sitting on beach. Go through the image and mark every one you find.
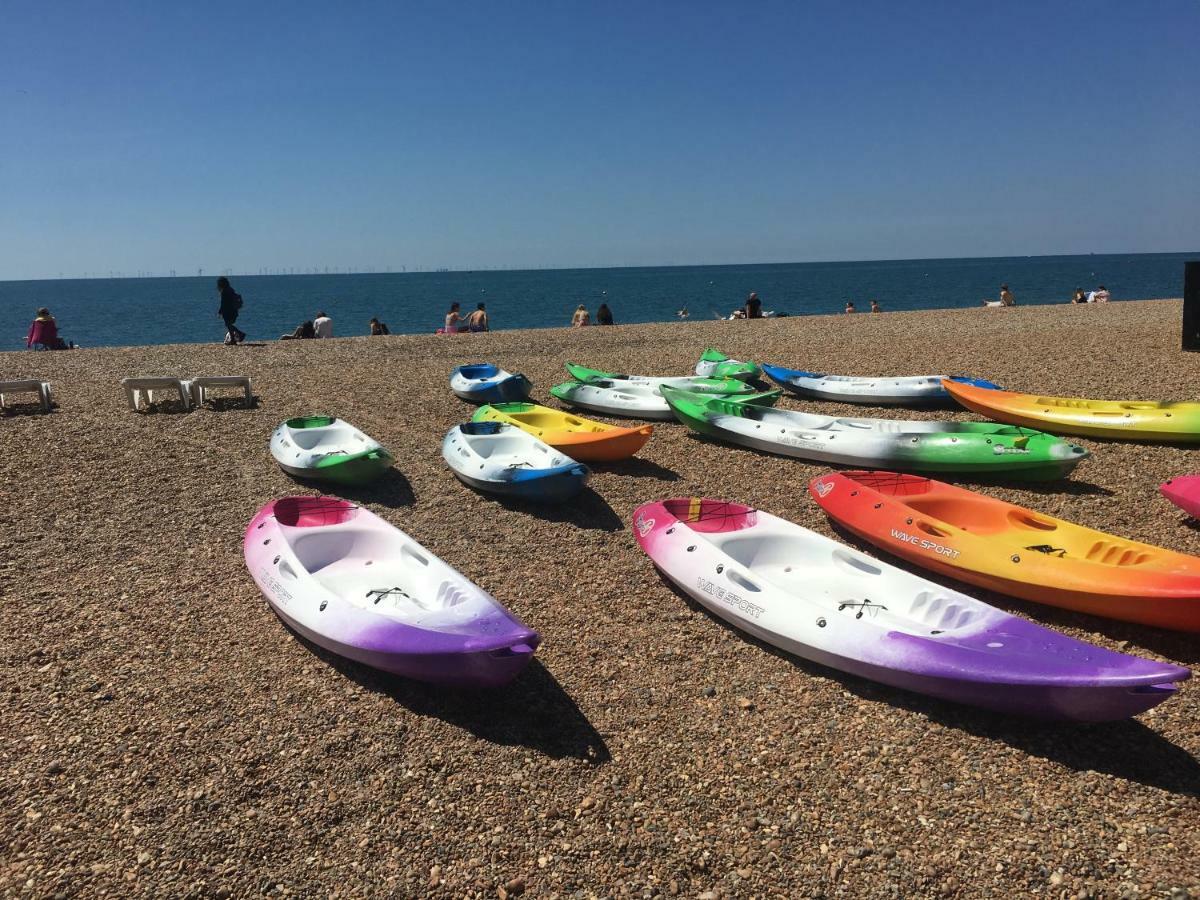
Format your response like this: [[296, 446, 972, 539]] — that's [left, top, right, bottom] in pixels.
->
[[216, 277, 246, 345], [467, 303, 489, 332], [1070, 288, 1086, 304], [1093, 285, 1110, 303], [677, 306, 689, 319], [999, 284, 1015, 306], [26, 307, 65, 349], [745, 292, 763, 319], [313, 311, 334, 338], [870, 299, 881, 313], [571, 304, 590, 327], [445, 302, 467, 333], [368, 317, 390, 335], [281, 320, 316, 340], [596, 303, 614, 326], [845, 301, 856, 314]]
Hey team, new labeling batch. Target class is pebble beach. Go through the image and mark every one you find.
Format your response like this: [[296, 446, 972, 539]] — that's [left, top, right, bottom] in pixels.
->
[[4, 298, 1200, 898]]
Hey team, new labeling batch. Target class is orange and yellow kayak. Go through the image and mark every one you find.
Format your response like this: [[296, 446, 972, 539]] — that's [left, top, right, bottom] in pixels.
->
[[472, 402, 652, 462], [943, 379, 1200, 442], [809, 470, 1200, 632]]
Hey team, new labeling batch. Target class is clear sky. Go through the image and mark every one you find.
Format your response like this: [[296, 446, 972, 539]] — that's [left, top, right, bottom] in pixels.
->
[[1, 0, 1197, 279]]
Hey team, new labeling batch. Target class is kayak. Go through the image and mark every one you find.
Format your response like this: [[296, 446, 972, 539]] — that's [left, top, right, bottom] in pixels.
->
[[550, 375, 765, 420], [661, 387, 1088, 481], [450, 363, 533, 404], [810, 470, 1200, 632], [1160, 476, 1200, 519], [244, 496, 540, 686], [564, 362, 758, 394], [269, 416, 394, 485], [633, 497, 1187, 720], [472, 402, 652, 461], [442, 421, 590, 502], [762, 364, 1000, 406], [943, 379, 1200, 442], [694, 348, 760, 381]]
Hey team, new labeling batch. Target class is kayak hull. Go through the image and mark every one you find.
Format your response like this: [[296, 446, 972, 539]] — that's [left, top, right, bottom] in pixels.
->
[[244, 497, 539, 687], [270, 416, 394, 485], [810, 470, 1200, 632], [450, 364, 533, 404], [943, 379, 1200, 442], [442, 422, 589, 503], [763, 365, 1000, 406], [1161, 476, 1200, 519], [472, 402, 652, 461], [633, 497, 1187, 720]]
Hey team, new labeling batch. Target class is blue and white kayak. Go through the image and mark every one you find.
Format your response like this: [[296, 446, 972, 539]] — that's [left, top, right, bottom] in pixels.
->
[[450, 364, 533, 404], [761, 364, 1000, 406], [442, 421, 589, 502]]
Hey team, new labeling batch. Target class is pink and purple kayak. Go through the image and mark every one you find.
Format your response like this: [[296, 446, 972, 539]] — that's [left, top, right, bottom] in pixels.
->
[[1161, 476, 1200, 519], [632, 497, 1188, 720], [244, 497, 539, 687]]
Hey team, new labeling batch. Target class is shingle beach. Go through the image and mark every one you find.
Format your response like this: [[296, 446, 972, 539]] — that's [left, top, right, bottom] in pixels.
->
[[3, 299, 1199, 899]]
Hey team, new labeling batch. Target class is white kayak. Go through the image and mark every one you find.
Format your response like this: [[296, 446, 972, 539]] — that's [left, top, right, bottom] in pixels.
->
[[442, 421, 589, 502], [762, 364, 1001, 406], [631, 497, 1186, 720], [245, 496, 539, 686], [449, 363, 533, 404], [269, 416, 394, 485], [660, 387, 1088, 480]]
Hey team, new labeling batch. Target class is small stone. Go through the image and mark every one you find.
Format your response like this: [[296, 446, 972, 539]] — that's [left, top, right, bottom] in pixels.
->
[[428, 865, 441, 887], [580, 797, 595, 810], [703, 686, 717, 697], [503, 876, 526, 895], [46, 762, 65, 776], [736, 698, 755, 710], [1050, 871, 1065, 886]]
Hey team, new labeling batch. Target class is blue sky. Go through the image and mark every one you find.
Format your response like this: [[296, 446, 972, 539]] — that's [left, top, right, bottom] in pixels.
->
[[1, 0, 1197, 279]]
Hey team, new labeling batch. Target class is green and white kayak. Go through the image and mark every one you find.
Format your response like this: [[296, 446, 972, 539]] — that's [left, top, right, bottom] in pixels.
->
[[270, 416, 395, 485], [661, 387, 1089, 481], [551, 370, 769, 420], [694, 348, 760, 381]]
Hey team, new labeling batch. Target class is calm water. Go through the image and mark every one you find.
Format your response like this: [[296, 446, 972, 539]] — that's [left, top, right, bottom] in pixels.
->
[[1, 253, 1194, 350]]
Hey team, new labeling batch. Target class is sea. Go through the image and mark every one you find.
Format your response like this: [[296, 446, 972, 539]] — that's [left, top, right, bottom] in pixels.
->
[[1, 252, 1195, 350]]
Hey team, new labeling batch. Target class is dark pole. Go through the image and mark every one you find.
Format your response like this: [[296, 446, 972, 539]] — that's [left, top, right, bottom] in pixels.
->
[[1183, 261, 1200, 351]]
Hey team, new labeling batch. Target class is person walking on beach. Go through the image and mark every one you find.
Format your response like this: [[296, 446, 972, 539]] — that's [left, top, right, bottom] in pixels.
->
[[314, 311, 334, 338], [596, 303, 614, 326], [745, 292, 763, 319], [216, 277, 246, 345], [571, 304, 590, 327], [870, 299, 881, 313], [999, 285, 1015, 307], [445, 302, 467, 333], [368, 317, 390, 335], [467, 303, 489, 332]]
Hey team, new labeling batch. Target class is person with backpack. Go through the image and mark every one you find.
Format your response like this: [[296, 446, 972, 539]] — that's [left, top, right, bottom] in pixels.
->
[[216, 277, 246, 344]]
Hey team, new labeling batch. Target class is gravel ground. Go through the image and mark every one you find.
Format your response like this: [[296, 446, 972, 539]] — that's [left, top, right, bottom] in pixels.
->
[[2, 299, 1199, 899]]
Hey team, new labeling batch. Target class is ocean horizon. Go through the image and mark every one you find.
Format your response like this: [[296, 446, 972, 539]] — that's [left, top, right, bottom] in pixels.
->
[[1, 251, 1195, 350]]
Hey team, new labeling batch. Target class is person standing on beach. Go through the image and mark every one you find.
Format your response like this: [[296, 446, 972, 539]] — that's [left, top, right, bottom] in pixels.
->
[[596, 303, 614, 325], [999, 285, 1015, 306], [216, 277, 245, 344], [314, 311, 334, 338], [869, 299, 881, 313], [467, 303, 489, 332], [745, 292, 763, 319], [571, 305, 590, 327]]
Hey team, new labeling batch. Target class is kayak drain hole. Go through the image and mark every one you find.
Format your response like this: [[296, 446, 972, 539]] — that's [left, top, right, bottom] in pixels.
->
[[816, 618, 826, 628], [272, 555, 280, 565], [687, 545, 696, 552], [716, 564, 724, 573], [365, 560, 373, 566], [319, 601, 327, 611], [263, 539, 271, 545]]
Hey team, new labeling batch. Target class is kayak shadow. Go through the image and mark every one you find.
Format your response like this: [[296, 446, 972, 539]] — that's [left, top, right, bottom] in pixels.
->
[[322, 469, 416, 509], [494, 487, 624, 532], [656, 572, 1200, 796], [297, 637, 609, 763]]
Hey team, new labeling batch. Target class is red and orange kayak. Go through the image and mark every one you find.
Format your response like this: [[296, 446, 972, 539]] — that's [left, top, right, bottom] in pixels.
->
[[809, 470, 1200, 632]]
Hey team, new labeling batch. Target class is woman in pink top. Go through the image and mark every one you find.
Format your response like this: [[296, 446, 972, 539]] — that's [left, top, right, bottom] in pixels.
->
[[27, 308, 59, 349]]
